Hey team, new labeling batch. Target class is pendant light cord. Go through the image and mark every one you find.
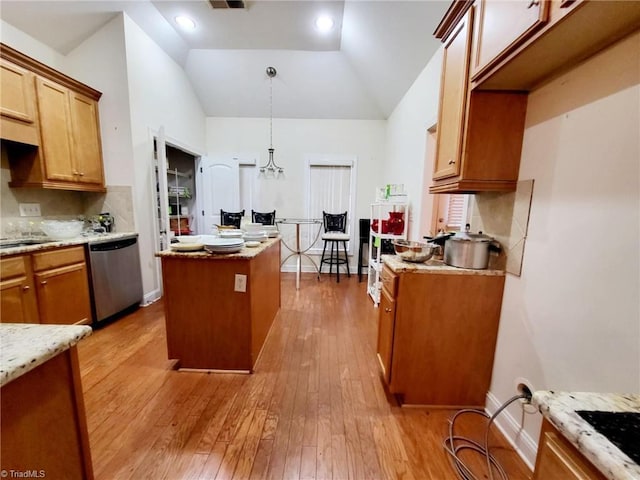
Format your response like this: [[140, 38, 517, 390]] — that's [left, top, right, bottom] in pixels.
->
[[269, 73, 273, 149]]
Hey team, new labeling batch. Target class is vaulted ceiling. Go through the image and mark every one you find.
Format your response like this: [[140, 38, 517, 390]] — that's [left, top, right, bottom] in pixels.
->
[[0, 1, 450, 120]]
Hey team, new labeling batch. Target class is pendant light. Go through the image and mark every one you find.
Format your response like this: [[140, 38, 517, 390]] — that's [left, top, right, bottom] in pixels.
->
[[259, 66, 285, 179]]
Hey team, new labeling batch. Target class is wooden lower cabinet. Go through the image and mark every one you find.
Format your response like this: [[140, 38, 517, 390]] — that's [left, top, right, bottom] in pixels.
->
[[1, 346, 94, 479], [0, 246, 92, 325], [533, 419, 606, 480], [0, 255, 38, 323], [377, 287, 396, 384], [377, 268, 505, 407]]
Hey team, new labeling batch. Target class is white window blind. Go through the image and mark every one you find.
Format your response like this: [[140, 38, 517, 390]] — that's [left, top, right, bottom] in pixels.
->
[[305, 155, 356, 253], [446, 194, 467, 230]]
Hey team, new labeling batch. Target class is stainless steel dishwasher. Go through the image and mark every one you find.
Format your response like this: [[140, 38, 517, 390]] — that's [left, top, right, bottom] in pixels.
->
[[87, 234, 143, 325]]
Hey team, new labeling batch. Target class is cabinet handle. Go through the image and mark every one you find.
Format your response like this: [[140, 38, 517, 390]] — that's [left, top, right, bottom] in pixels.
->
[[40, 280, 47, 286], [385, 307, 392, 313], [22, 285, 30, 291], [527, 0, 540, 8], [78, 172, 85, 176], [448, 159, 455, 165]]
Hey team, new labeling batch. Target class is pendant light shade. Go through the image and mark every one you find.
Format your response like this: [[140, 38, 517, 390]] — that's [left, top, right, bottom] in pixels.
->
[[259, 66, 284, 179]]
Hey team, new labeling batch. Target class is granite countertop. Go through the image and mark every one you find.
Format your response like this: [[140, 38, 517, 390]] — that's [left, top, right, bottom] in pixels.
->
[[533, 391, 640, 480], [0, 323, 92, 387], [382, 254, 505, 276], [156, 236, 280, 260], [0, 232, 138, 257]]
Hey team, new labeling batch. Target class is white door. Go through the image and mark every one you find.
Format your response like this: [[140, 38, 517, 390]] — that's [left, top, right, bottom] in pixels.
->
[[199, 156, 240, 234], [155, 127, 170, 250]]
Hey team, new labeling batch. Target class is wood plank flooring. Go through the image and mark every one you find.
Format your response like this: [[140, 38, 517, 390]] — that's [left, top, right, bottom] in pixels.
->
[[77, 272, 532, 480]]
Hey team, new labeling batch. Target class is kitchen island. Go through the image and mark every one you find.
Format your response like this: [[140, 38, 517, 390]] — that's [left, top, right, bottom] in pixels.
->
[[0, 323, 93, 479], [156, 237, 280, 372]]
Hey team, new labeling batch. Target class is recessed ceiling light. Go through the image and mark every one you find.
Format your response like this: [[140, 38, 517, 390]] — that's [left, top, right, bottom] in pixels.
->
[[175, 15, 196, 31], [314, 15, 334, 33]]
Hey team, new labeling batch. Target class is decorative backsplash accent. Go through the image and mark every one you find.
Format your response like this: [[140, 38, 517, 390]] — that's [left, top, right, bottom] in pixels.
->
[[470, 179, 534, 276]]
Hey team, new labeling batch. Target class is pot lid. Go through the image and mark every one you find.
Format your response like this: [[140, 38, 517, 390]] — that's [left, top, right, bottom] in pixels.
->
[[451, 224, 493, 242]]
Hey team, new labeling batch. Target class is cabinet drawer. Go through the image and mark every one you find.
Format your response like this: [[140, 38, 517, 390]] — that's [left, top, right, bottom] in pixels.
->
[[32, 246, 86, 271], [0, 256, 28, 280], [381, 265, 398, 298]]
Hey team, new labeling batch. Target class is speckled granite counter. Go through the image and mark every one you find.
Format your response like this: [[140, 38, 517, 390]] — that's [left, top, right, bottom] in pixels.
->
[[382, 254, 505, 276], [155, 236, 280, 260], [0, 232, 138, 257], [533, 391, 640, 480], [0, 323, 92, 387]]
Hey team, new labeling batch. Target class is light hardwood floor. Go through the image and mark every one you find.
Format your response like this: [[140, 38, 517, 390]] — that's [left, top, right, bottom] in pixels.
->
[[77, 272, 532, 480]]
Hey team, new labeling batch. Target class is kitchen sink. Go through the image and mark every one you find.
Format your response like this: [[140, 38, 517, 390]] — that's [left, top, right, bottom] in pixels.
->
[[0, 238, 57, 249]]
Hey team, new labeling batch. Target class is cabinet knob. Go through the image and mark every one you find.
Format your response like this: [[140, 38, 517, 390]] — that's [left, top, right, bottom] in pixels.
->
[[22, 285, 30, 291], [78, 172, 85, 176], [40, 280, 47, 286], [448, 159, 455, 165], [385, 307, 392, 313], [527, 0, 540, 8]]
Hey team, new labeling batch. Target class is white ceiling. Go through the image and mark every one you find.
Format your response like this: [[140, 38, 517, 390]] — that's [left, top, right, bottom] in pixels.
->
[[0, 0, 449, 120]]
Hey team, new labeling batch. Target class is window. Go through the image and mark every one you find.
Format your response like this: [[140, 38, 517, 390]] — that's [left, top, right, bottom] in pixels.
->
[[432, 193, 469, 233], [305, 154, 357, 254]]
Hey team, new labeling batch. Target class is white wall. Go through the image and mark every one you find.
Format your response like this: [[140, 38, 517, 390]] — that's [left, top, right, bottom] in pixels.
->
[[64, 15, 134, 188], [0, 20, 66, 70], [205, 117, 386, 269], [487, 31, 640, 467], [385, 48, 443, 240], [122, 14, 207, 301]]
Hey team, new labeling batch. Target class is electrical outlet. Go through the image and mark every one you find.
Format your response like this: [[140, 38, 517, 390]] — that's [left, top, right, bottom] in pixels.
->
[[234, 274, 247, 292], [514, 377, 537, 412], [19, 203, 41, 217]]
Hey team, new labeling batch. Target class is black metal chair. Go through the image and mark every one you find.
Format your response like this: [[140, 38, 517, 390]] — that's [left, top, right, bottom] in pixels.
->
[[319, 211, 350, 283], [251, 210, 276, 225], [220, 209, 244, 228], [358, 218, 370, 282]]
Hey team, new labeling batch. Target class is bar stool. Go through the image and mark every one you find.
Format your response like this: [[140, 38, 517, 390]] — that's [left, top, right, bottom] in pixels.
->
[[357, 218, 370, 282], [319, 211, 350, 283], [251, 210, 276, 225], [220, 209, 244, 228]]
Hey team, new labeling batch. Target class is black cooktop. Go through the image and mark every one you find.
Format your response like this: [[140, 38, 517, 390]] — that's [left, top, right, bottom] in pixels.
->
[[576, 410, 640, 464]]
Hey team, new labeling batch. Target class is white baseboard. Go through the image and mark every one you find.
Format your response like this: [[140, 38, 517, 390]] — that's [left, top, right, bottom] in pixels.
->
[[485, 391, 538, 470], [141, 289, 161, 306]]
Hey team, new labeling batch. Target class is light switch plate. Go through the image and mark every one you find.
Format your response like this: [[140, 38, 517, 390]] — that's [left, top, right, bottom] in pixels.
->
[[19, 203, 41, 217], [234, 274, 247, 292]]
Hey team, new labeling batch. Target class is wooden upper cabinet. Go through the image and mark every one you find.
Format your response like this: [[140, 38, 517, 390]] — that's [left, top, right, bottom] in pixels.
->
[[1, 43, 105, 192], [433, 8, 473, 181], [471, 0, 550, 81], [0, 59, 39, 145], [69, 91, 104, 186], [430, 4, 528, 193], [36, 77, 77, 183]]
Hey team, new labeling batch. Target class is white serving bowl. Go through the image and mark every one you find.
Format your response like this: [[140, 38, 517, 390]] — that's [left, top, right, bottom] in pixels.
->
[[176, 235, 201, 243], [40, 220, 84, 240]]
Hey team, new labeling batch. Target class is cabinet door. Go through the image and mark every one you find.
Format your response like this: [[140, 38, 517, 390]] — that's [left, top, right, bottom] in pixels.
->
[[35, 77, 76, 182], [534, 422, 606, 480], [35, 263, 91, 325], [0, 256, 38, 324], [69, 91, 104, 185], [471, 0, 549, 80], [0, 60, 39, 145], [377, 288, 396, 385], [433, 9, 473, 181]]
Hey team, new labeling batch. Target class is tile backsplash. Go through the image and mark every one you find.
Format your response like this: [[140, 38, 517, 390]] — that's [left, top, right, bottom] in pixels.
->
[[470, 179, 534, 276], [1, 153, 134, 237]]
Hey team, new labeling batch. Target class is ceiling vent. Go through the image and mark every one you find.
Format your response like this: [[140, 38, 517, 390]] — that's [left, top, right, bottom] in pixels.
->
[[209, 0, 245, 8]]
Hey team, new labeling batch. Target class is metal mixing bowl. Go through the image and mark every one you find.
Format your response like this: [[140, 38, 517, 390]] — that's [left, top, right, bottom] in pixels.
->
[[393, 240, 437, 263]]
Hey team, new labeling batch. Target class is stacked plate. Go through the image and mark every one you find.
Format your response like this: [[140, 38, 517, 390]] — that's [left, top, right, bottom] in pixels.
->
[[203, 237, 245, 254], [219, 229, 243, 239], [262, 225, 279, 238], [244, 231, 268, 242]]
